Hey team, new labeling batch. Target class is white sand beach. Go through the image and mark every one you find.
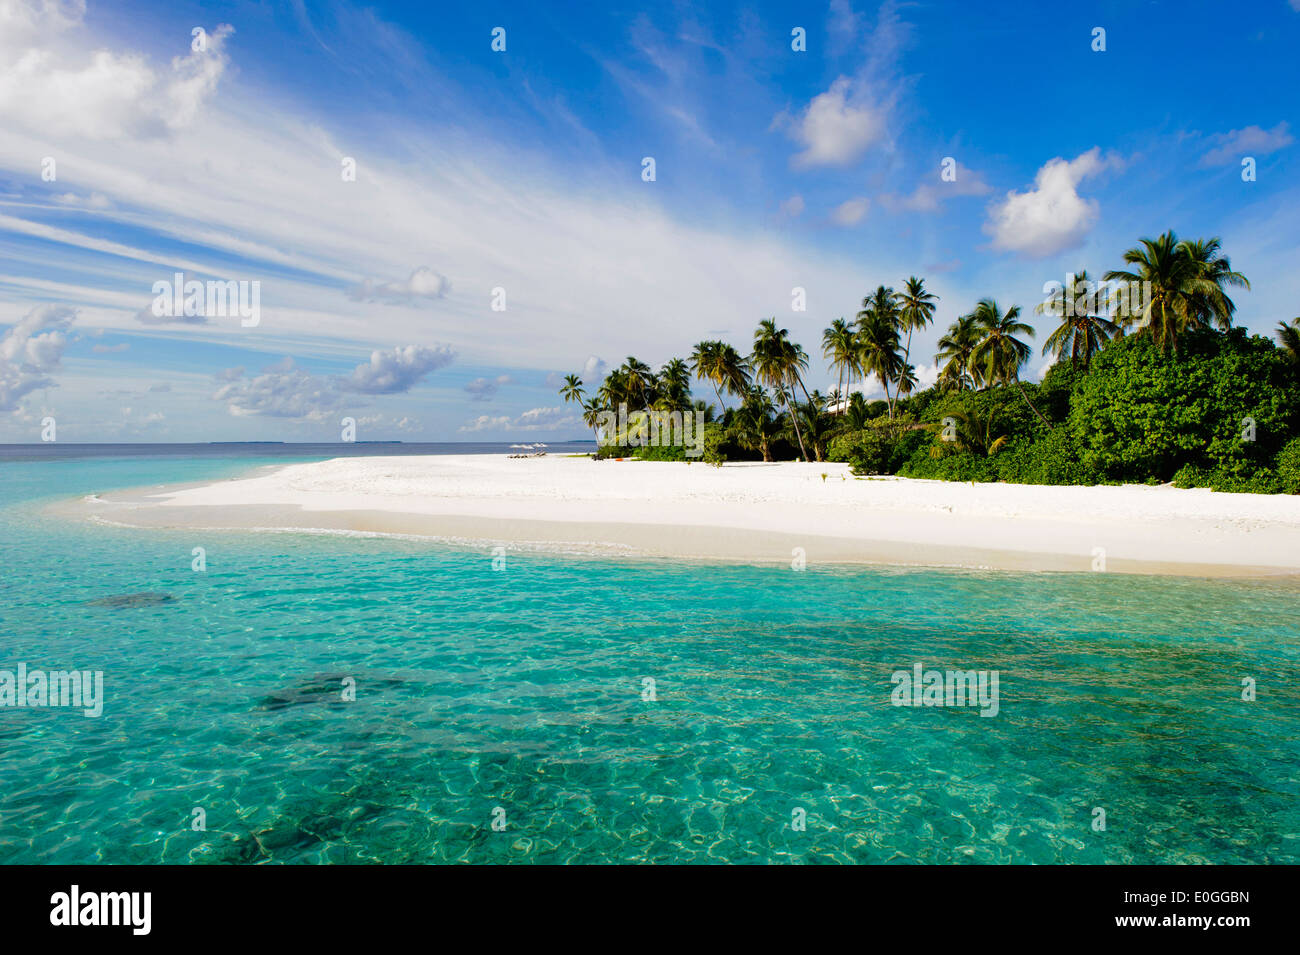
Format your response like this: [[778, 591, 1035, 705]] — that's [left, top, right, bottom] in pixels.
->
[[78, 454, 1300, 576]]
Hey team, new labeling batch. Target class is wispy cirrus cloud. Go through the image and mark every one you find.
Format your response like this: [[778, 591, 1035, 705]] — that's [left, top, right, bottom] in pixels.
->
[[1199, 122, 1293, 167]]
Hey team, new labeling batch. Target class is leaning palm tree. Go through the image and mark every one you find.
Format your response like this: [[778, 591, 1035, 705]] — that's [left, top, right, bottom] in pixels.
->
[[822, 318, 858, 412], [559, 373, 585, 405], [751, 318, 810, 461], [1035, 270, 1118, 369], [969, 298, 1051, 427], [898, 276, 938, 367], [935, 313, 982, 392], [1277, 318, 1300, 366]]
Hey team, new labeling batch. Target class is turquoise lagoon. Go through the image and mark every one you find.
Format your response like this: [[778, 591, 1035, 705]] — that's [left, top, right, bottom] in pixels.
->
[[1, 449, 1298, 864]]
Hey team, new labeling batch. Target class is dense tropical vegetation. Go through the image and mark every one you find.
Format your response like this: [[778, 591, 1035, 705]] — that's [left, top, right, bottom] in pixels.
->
[[559, 231, 1300, 494]]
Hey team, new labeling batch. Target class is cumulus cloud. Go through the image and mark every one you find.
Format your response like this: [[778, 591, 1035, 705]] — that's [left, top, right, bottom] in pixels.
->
[[1199, 122, 1293, 167], [0, 303, 76, 411], [340, 344, 454, 394], [0, 4, 233, 139], [459, 406, 578, 433], [831, 197, 870, 226], [464, 374, 511, 401], [346, 267, 449, 304], [781, 77, 887, 169], [212, 358, 342, 420], [211, 343, 453, 418], [984, 148, 1118, 258]]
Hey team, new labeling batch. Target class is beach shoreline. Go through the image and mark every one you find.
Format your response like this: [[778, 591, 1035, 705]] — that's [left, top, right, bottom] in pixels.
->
[[67, 453, 1300, 578]]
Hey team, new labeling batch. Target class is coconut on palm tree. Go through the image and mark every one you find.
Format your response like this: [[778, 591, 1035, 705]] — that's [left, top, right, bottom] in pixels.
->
[[751, 318, 811, 461], [969, 298, 1052, 427], [1035, 269, 1118, 369]]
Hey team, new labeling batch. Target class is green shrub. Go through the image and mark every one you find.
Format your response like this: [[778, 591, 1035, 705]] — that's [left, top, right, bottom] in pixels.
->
[[1070, 329, 1295, 482], [1276, 437, 1300, 493]]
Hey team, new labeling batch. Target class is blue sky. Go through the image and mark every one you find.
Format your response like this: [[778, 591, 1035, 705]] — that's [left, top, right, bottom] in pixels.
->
[[1, 0, 1297, 441]]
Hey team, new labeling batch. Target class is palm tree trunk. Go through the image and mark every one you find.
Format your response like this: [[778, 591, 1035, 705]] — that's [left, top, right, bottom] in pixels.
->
[[783, 385, 809, 461], [1012, 377, 1053, 428]]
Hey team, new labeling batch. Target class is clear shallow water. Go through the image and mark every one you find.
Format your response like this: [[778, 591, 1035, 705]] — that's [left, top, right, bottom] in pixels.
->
[[1, 451, 1298, 864]]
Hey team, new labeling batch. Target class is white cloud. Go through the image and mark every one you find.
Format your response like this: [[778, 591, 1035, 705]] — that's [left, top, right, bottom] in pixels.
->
[[346, 267, 450, 304], [212, 343, 452, 417], [881, 163, 991, 213], [459, 406, 578, 433], [830, 197, 870, 226], [779, 195, 805, 218], [1199, 122, 1293, 167], [212, 359, 342, 420], [92, 342, 129, 353], [783, 77, 886, 168], [0, 4, 233, 140], [984, 148, 1116, 258], [0, 303, 77, 411], [340, 344, 454, 394]]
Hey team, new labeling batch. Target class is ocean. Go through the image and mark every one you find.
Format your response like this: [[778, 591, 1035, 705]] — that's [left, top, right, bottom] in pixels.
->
[[1, 445, 1297, 863]]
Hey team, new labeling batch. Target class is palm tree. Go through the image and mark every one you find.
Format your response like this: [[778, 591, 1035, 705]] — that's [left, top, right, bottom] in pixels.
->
[[689, 341, 724, 410], [791, 396, 832, 462], [751, 318, 810, 461], [580, 397, 604, 444], [933, 406, 1010, 458], [898, 276, 938, 367], [969, 298, 1052, 427], [716, 343, 753, 404], [1105, 231, 1249, 352], [619, 356, 656, 410], [1180, 236, 1249, 330], [855, 288, 904, 418], [559, 373, 585, 405], [895, 362, 919, 400], [658, 358, 692, 411], [1035, 270, 1118, 369], [935, 314, 981, 392], [1277, 318, 1300, 366], [822, 318, 858, 412], [733, 386, 780, 462]]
